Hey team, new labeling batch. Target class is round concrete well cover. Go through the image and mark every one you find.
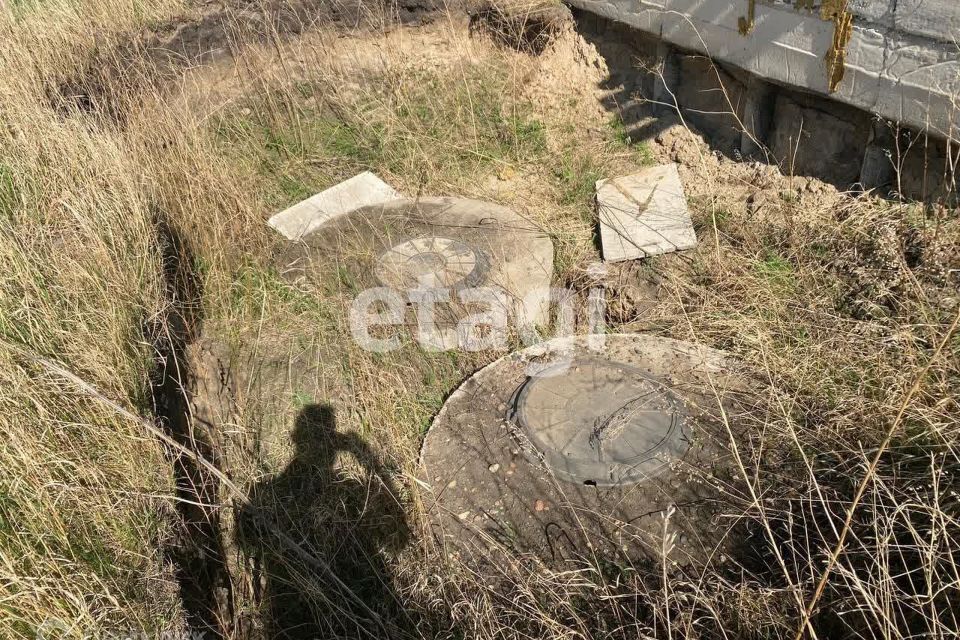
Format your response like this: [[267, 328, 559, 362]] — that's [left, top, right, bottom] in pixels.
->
[[510, 358, 689, 486], [419, 334, 761, 566], [279, 197, 554, 338]]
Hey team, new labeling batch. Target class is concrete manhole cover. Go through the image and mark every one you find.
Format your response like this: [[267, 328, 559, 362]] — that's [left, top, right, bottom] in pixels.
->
[[374, 236, 487, 289], [510, 358, 689, 486], [419, 334, 763, 565], [279, 197, 554, 332]]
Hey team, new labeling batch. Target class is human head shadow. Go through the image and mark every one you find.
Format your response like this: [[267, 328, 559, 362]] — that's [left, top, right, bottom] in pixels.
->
[[237, 403, 414, 639]]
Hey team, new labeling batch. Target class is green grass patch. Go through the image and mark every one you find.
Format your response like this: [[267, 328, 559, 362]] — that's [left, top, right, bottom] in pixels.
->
[[607, 115, 655, 166], [228, 261, 333, 322], [554, 152, 601, 207], [753, 249, 796, 292], [213, 66, 549, 210]]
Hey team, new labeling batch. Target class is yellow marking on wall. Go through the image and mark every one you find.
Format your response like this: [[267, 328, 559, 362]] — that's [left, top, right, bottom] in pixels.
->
[[821, 0, 853, 93], [738, 0, 756, 35], [736, 0, 853, 93]]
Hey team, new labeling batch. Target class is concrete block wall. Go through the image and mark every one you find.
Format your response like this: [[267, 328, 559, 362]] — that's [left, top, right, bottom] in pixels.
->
[[566, 0, 960, 139], [570, 1, 959, 201]]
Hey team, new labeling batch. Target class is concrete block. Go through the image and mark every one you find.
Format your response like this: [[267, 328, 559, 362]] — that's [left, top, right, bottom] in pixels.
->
[[651, 41, 680, 116], [662, 0, 832, 90], [612, 0, 665, 32], [838, 25, 886, 110], [674, 54, 746, 153], [575, 0, 664, 32], [896, 135, 959, 202], [860, 144, 895, 191], [741, 77, 775, 156], [596, 163, 696, 262], [895, 0, 960, 42], [568, 0, 960, 144], [849, 0, 895, 28], [268, 171, 401, 240], [859, 121, 895, 191], [660, 0, 885, 115], [877, 35, 960, 138]]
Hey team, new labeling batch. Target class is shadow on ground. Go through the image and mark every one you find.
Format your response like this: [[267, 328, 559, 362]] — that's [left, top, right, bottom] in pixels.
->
[[150, 216, 236, 638], [571, 9, 675, 149], [236, 403, 417, 639]]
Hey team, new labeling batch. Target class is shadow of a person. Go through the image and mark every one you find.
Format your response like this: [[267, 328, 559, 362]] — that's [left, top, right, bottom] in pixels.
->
[[237, 403, 411, 639]]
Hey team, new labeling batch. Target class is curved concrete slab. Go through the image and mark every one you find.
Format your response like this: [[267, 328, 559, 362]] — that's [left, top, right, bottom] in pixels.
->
[[279, 197, 555, 343]]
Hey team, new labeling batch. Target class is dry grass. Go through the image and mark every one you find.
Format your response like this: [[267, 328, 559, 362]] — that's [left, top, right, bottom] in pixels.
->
[[0, 0, 958, 638], [0, 1, 188, 635]]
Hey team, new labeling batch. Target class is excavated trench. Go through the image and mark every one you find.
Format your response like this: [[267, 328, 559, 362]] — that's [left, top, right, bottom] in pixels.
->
[[149, 218, 233, 638]]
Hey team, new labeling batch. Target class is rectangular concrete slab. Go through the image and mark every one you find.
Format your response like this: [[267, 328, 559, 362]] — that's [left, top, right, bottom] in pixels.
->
[[268, 171, 401, 240], [877, 34, 960, 138], [596, 163, 696, 262], [660, 0, 883, 112], [589, 0, 665, 32]]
